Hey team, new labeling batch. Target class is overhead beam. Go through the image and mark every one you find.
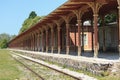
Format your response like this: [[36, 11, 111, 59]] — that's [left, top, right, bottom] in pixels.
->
[[69, 0, 94, 2], [59, 7, 79, 10]]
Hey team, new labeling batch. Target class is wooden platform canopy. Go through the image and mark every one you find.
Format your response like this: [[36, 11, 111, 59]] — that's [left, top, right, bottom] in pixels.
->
[[9, 0, 120, 58]]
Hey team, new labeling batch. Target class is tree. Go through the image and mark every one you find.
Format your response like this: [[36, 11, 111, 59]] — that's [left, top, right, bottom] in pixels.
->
[[0, 33, 16, 49], [0, 39, 8, 48], [28, 11, 37, 19], [99, 13, 117, 26], [19, 11, 44, 34], [105, 13, 117, 23], [0, 33, 10, 42]]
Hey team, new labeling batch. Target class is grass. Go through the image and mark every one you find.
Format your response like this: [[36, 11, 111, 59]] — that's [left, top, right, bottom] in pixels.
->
[[0, 49, 22, 80]]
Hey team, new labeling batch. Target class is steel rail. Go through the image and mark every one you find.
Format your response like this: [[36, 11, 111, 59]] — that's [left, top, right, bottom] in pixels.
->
[[11, 52, 82, 80], [11, 54, 45, 80]]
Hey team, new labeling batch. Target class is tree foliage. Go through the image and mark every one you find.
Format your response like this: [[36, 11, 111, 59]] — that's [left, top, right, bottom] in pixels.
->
[[28, 11, 37, 19], [99, 13, 117, 26], [0, 33, 16, 49], [0, 39, 8, 48], [19, 11, 44, 34], [104, 13, 117, 23]]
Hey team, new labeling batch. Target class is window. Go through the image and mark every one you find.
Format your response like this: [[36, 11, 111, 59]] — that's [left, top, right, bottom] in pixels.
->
[[81, 34, 88, 46]]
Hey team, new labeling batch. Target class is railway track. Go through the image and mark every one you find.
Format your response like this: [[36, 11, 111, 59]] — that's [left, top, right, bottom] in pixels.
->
[[11, 54, 45, 80], [11, 52, 81, 80]]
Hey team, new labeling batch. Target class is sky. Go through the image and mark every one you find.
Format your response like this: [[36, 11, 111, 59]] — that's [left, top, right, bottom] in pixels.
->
[[0, 0, 67, 35]]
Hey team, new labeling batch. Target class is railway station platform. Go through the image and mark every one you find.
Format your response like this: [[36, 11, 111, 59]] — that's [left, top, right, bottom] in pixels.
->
[[9, 49, 120, 76]]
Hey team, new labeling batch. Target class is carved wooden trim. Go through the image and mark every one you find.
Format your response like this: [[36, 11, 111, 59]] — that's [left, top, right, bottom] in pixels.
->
[[62, 17, 69, 23], [72, 5, 89, 20], [87, 2, 103, 14], [47, 23, 56, 29], [117, 0, 120, 5]]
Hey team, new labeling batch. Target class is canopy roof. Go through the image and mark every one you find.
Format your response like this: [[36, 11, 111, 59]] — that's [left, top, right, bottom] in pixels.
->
[[10, 0, 118, 43]]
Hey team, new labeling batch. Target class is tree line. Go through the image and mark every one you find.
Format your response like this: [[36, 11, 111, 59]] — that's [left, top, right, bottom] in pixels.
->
[[0, 33, 16, 49]]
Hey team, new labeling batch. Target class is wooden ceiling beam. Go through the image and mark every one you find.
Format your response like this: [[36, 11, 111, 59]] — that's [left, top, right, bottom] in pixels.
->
[[69, 0, 94, 2], [59, 7, 78, 10]]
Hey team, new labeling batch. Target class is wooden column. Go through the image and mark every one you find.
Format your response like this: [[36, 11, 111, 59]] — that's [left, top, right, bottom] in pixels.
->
[[51, 28, 54, 53], [25, 37, 27, 50], [28, 36, 30, 51], [36, 33, 38, 51], [46, 30, 48, 52], [90, 3, 102, 58], [30, 34, 32, 51], [81, 22, 84, 52], [26, 38, 27, 50], [42, 31, 44, 52], [32, 34, 35, 51], [39, 33, 41, 51], [66, 23, 70, 55], [24, 39, 25, 50], [40, 32, 42, 51], [58, 26, 61, 54], [93, 14, 99, 58], [28, 37, 30, 50], [30, 36, 31, 50], [118, 4, 120, 59], [73, 10, 85, 53], [30, 37, 31, 50], [37, 32, 40, 51], [77, 20, 82, 56], [23, 39, 25, 50], [35, 33, 37, 51], [101, 16, 106, 52], [32, 34, 34, 51], [34, 34, 36, 51], [27, 37, 28, 50], [33, 34, 35, 51], [25, 37, 26, 50], [37, 31, 40, 51], [26, 37, 28, 50]]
